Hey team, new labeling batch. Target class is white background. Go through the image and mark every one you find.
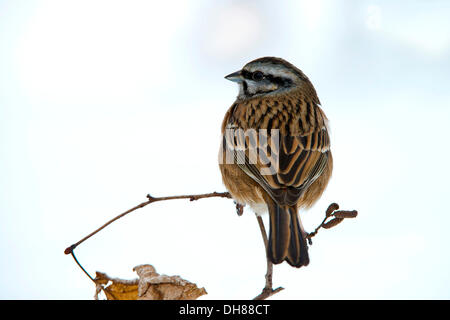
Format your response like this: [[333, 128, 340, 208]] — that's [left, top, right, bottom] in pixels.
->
[[1, 0, 450, 299]]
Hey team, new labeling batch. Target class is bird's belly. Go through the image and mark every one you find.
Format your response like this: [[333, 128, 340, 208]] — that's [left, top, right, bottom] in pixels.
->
[[219, 162, 266, 208]]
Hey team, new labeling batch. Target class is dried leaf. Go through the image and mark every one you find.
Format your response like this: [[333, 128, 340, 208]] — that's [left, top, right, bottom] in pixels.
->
[[322, 217, 344, 229], [94, 271, 139, 300], [332, 210, 358, 219], [134, 264, 207, 300], [326, 203, 339, 217], [94, 264, 207, 300]]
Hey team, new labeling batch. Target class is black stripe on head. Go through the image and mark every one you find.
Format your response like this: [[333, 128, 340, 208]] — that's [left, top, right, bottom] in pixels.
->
[[241, 69, 253, 80], [265, 74, 293, 88], [242, 69, 293, 88]]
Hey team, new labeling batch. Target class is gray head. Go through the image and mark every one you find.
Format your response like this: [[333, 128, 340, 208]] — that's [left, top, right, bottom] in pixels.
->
[[225, 57, 319, 103]]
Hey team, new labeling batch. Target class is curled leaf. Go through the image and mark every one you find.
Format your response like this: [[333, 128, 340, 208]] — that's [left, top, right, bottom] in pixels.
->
[[94, 264, 207, 300], [94, 271, 139, 300], [134, 264, 207, 300]]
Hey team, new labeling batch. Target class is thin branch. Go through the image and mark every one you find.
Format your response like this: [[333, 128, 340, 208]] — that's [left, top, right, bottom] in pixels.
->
[[256, 215, 269, 250], [253, 215, 284, 300], [146, 191, 231, 203], [64, 191, 231, 255], [64, 199, 152, 255], [70, 251, 95, 283], [64, 191, 231, 285], [253, 202, 357, 299]]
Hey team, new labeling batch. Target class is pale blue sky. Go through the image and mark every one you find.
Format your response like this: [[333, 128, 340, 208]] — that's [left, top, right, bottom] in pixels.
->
[[1, 0, 450, 299]]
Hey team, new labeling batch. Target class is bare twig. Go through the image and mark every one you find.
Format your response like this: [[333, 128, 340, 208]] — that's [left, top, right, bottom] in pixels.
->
[[64, 199, 152, 255], [70, 251, 95, 282], [253, 215, 284, 300], [64, 191, 231, 255], [253, 202, 357, 299], [64, 191, 231, 285], [307, 203, 358, 244], [146, 191, 232, 203]]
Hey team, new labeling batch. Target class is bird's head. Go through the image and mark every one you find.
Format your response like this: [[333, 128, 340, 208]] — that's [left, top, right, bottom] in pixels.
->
[[225, 57, 319, 103]]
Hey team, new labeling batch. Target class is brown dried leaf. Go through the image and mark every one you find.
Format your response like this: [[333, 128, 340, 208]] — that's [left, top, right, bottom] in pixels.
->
[[94, 272, 139, 300], [134, 264, 207, 300], [94, 264, 207, 300], [332, 210, 358, 219], [322, 217, 344, 229]]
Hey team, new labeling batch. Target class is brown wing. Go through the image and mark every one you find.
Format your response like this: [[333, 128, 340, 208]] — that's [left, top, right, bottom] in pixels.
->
[[235, 130, 329, 205], [232, 127, 330, 206]]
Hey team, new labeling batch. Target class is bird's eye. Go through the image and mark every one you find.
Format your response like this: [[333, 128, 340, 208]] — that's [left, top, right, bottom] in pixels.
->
[[252, 71, 264, 81]]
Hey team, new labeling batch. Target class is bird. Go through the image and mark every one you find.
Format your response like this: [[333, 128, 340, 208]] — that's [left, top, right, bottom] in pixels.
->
[[218, 57, 332, 268]]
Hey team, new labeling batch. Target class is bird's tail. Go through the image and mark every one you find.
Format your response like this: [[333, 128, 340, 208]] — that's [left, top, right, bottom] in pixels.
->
[[267, 200, 309, 268]]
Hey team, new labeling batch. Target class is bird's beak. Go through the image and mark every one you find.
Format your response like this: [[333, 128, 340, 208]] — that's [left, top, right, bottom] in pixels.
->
[[225, 70, 243, 82]]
